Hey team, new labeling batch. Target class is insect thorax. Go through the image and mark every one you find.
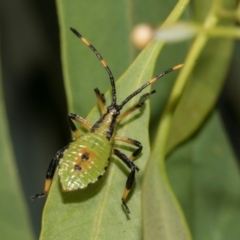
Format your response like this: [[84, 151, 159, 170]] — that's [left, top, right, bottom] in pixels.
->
[[91, 106, 120, 141]]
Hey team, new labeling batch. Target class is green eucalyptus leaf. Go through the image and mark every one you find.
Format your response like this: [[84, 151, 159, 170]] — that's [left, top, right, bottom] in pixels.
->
[[142, 0, 191, 239], [40, 43, 162, 239], [166, 0, 236, 153], [40, 0, 166, 236], [166, 38, 234, 154], [167, 111, 240, 240], [142, 0, 237, 237]]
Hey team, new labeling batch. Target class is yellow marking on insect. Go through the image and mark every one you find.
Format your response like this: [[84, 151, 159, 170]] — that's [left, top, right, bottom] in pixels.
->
[[173, 63, 184, 70], [129, 155, 134, 161], [149, 64, 184, 84], [101, 59, 107, 67], [149, 77, 157, 84], [82, 37, 90, 46], [73, 148, 97, 173], [122, 188, 131, 200], [44, 179, 52, 193], [73, 130, 80, 139]]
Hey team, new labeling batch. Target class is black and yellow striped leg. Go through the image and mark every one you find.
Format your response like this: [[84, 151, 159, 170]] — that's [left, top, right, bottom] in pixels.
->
[[113, 149, 139, 214], [114, 136, 142, 161], [117, 90, 156, 122], [68, 113, 92, 139], [31, 146, 67, 199], [94, 88, 106, 114]]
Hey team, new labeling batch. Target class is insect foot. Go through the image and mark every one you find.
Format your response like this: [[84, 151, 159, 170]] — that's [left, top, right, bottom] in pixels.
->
[[31, 192, 47, 200]]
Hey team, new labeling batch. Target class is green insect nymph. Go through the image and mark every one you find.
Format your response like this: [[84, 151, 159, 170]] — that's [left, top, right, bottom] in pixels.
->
[[31, 27, 183, 214]]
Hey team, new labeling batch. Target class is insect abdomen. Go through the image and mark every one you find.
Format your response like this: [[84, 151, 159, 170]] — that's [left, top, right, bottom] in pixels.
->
[[58, 133, 112, 191]]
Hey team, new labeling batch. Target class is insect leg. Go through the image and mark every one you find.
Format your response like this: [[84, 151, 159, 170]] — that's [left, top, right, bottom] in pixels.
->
[[114, 136, 142, 161], [68, 113, 92, 139], [31, 147, 66, 199], [117, 90, 156, 122], [94, 88, 106, 114], [113, 148, 139, 214]]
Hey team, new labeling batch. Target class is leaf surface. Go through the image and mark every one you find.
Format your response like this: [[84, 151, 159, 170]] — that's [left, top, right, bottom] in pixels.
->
[[167, 111, 240, 240], [40, 1, 165, 238]]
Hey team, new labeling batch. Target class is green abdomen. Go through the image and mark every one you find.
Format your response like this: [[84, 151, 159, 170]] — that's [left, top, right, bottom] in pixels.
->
[[58, 133, 112, 191]]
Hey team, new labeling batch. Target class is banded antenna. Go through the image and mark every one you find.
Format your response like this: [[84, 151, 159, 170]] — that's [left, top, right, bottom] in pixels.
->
[[70, 27, 117, 106], [118, 64, 184, 109]]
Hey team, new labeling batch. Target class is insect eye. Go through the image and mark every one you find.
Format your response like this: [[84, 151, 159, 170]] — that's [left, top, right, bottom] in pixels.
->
[[81, 153, 89, 161], [74, 164, 82, 171]]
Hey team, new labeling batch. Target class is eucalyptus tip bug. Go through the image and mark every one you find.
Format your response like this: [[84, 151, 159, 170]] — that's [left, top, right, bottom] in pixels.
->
[[31, 27, 183, 214]]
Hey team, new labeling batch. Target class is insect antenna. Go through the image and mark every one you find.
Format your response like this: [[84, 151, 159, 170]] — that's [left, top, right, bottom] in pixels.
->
[[118, 64, 183, 109], [70, 27, 117, 106]]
